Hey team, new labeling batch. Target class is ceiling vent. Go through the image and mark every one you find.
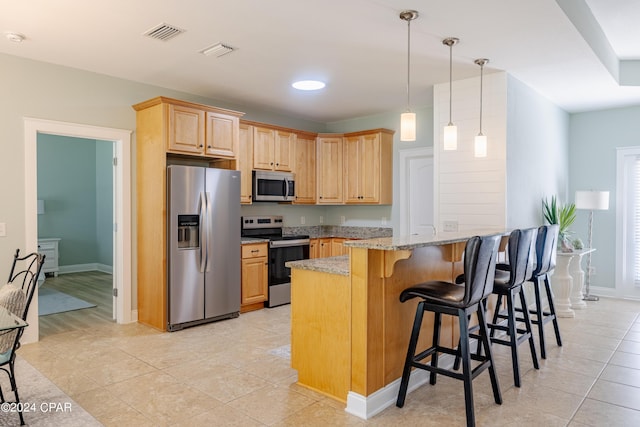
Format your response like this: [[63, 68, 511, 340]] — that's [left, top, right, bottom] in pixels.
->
[[200, 42, 236, 57], [143, 23, 185, 41]]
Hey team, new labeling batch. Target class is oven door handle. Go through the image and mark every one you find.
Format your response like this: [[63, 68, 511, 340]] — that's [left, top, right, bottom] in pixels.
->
[[270, 239, 310, 248]]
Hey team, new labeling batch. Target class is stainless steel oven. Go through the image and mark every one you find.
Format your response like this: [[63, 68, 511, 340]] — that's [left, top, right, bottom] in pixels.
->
[[241, 215, 309, 307]]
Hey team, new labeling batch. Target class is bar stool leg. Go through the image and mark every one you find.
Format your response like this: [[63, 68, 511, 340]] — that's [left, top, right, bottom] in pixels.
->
[[430, 312, 441, 385], [544, 274, 563, 347], [477, 302, 502, 404], [532, 276, 547, 359], [458, 309, 475, 427], [506, 290, 521, 387], [519, 289, 539, 370], [491, 294, 503, 339], [396, 301, 425, 408]]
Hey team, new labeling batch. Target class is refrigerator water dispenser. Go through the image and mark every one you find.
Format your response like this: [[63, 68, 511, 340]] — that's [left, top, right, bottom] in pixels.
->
[[177, 215, 199, 249]]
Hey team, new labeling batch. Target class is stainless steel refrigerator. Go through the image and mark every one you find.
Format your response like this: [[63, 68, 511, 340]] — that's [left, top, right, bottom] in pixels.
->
[[167, 165, 240, 331]]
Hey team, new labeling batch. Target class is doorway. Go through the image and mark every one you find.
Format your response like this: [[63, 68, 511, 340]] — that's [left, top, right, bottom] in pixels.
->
[[24, 118, 132, 343], [399, 147, 434, 236]]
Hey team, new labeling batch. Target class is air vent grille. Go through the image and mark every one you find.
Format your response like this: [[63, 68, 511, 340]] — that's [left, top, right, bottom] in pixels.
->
[[200, 42, 236, 57], [143, 23, 185, 41]]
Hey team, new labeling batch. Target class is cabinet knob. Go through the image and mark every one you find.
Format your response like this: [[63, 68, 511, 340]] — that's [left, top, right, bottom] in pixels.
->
[[276, 163, 279, 166], [270, 162, 274, 166], [199, 144, 204, 148], [319, 196, 323, 199], [207, 145, 212, 149]]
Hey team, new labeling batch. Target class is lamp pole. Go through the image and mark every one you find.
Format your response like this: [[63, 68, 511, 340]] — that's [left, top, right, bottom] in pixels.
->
[[583, 209, 598, 301]]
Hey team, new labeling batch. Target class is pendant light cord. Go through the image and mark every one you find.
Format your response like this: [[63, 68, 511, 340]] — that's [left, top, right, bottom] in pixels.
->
[[448, 43, 453, 126], [479, 62, 483, 134], [406, 18, 411, 111]]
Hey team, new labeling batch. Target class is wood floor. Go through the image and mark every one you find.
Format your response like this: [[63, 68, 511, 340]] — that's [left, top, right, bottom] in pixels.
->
[[38, 271, 114, 338]]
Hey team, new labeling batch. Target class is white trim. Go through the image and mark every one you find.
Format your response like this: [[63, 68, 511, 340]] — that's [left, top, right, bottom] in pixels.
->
[[616, 146, 640, 298], [57, 263, 113, 274], [399, 147, 434, 236], [24, 118, 133, 343], [345, 354, 455, 419]]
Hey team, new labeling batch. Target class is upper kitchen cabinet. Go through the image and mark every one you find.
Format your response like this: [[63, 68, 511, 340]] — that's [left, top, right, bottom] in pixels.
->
[[343, 129, 394, 204], [135, 96, 243, 159], [252, 124, 294, 171], [316, 134, 344, 204], [293, 132, 317, 204], [239, 123, 254, 204]]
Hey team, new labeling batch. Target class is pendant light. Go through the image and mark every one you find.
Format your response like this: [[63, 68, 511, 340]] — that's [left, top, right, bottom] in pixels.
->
[[399, 10, 418, 141], [474, 58, 489, 158], [442, 38, 459, 150]]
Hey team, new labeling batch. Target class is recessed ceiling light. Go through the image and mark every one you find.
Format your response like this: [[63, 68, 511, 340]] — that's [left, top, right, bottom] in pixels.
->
[[5, 32, 25, 43], [292, 80, 326, 91]]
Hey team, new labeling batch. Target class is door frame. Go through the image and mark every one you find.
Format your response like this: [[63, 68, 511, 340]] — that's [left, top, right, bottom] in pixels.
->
[[24, 118, 133, 342], [399, 147, 434, 236]]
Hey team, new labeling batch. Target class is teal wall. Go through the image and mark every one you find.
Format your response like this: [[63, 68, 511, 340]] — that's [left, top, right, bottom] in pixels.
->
[[506, 75, 570, 228], [37, 134, 113, 268], [568, 106, 640, 289]]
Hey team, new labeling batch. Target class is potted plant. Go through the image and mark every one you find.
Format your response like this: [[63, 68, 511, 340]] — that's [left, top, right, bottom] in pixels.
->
[[542, 195, 576, 252]]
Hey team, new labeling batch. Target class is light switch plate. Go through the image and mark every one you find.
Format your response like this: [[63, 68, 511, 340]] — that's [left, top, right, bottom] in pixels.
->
[[443, 220, 458, 232], [0, 222, 6, 237]]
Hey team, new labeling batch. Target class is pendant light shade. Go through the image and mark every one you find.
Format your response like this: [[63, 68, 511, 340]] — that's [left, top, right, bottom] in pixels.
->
[[474, 58, 489, 158], [401, 112, 417, 141], [443, 38, 459, 151], [399, 10, 418, 142]]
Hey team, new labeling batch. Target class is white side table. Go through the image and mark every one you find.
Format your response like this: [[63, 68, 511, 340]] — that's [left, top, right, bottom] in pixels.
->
[[38, 237, 61, 277], [552, 248, 595, 318]]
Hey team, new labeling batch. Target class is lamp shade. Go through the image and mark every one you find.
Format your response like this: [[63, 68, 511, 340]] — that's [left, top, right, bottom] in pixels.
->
[[443, 125, 457, 150], [37, 199, 45, 215], [400, 112, 416, 141], [474, 134, 487, 158], [575, 191, 609, 210]]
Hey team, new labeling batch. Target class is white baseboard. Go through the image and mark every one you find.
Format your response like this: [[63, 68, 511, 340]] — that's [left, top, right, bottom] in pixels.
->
[[58, 263, 113, 274], [345, 354, 456, 419], [130, 309, 139, 323]]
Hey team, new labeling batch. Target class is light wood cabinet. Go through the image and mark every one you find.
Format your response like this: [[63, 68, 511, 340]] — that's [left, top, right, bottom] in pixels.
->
[[309, 238, 320, 259], [165, 99, 241, 159], [239, 123, 254, 204], [319, 238, 333, 258], [293, 132, 317, 204], [316, 135, 344, 204], [331, 238, 348, 256], [133, 96, 244, 330], [205, 111, 239, 158], [241, 243, 268, 313], [252, 126, 294, 171], [343, 129, 393, 204]]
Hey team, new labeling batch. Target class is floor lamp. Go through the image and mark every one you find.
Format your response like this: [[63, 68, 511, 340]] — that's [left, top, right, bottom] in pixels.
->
[[575, 190, 610, 301]]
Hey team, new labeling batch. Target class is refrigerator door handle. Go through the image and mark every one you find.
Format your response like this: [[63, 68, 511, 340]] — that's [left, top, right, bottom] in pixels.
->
[[204, 191, 212, 272], [199, 191, 207, 273]]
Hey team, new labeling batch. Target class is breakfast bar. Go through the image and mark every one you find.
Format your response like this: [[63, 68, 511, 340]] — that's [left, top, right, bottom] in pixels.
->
[[287, 228, 507, 419]]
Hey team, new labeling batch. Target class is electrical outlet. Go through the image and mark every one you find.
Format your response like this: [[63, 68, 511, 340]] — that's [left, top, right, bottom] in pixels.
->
[[301, 216, 305, 225], [319, 216, 324, 224], [381, 217, 387, 225], [443, 220, 458, 232], [0, 222, 5, 237], [340, 216, 346, 224]]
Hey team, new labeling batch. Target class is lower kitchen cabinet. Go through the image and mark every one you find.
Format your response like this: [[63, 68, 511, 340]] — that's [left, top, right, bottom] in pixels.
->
[[241, 243, 268, 313]]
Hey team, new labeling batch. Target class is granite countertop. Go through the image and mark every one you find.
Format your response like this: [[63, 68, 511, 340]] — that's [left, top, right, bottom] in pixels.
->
[[345, 228, 509, 251], [241, 237, 269, 245], [286, 255, 349, 276], [284, 225, 392, 240]]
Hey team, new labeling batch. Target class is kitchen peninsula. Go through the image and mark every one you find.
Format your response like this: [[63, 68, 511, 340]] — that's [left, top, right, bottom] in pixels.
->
[[287, 228, 507, 419]]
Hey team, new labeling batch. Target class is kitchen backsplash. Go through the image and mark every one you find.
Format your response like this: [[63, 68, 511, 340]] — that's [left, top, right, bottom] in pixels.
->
[[284, 225, 392, 239]]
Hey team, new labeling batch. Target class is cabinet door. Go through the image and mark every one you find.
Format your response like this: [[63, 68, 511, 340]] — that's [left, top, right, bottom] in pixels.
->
[[293, 135, 316, 204], [343, 136, 361, 203], [274, 130, 294, 171], [239, 123, 254, 204], [253, 127, 275, 170], [309, 238, 319, 259], [319, 238, 332, 258], [241, 256, 268, 305], [359, 132, 381, 203], [331, 238, 347, 256], [317, 137, 343, 204], [168, 104, 205, 154], [205, 111, 238, 158]]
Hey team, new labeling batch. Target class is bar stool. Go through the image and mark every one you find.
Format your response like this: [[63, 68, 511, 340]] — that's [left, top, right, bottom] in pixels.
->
[[525, 224, 562, 359], [488, 228, 539, 387], [396, 235, 502, 427]]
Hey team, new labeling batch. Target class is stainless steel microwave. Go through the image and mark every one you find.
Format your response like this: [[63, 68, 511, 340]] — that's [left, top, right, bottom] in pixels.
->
[[252, 171, 295, 202]]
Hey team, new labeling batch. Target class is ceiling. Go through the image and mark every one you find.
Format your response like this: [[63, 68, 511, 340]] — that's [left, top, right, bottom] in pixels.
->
[[2, 0, 640, 123]]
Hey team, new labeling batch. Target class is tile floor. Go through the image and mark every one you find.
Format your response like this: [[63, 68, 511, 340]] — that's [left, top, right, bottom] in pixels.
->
[[12, 297, 640, 426]]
